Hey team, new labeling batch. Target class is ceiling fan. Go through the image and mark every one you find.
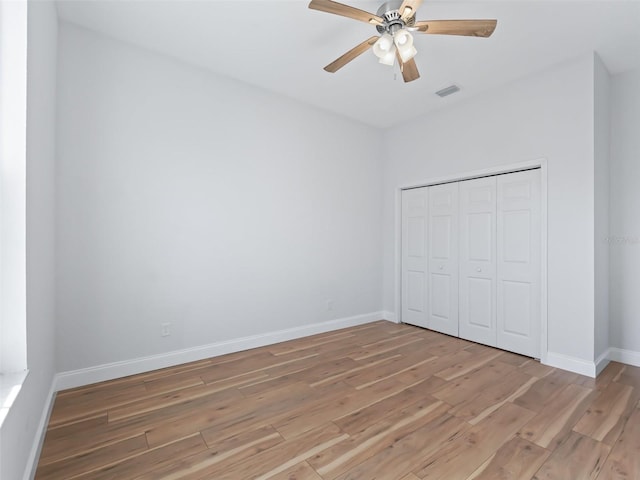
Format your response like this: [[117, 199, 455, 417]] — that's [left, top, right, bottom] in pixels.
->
[[309, 0, 497, 82]]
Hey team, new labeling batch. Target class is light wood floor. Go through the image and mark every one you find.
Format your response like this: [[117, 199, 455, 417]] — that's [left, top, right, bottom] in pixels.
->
[[36, 321, 640, 480]]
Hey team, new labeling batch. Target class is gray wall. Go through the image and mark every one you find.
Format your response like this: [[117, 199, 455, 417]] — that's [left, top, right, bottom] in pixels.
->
[[382, 56, 597, 365], [594, 53, 611, 365], [610, 69, 640, 355], [55, 23, 385, 372]]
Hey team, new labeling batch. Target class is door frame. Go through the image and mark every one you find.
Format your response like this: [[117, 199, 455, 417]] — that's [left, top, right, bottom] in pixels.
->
[[394, 158, 548, 364]]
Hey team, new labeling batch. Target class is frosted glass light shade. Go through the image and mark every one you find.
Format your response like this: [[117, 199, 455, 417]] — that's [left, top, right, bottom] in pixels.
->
[[378, 46, 396, 66], [372, 33, 394, 59], [398, 44, 417, 62]]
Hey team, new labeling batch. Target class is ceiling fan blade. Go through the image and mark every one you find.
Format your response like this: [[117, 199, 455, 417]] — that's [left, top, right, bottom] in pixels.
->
[[414, 19, 497, 37], [395, 50, 420, 83], [398, 0, 424, 21], [309, 0, 384, 26], [324, 36, 379, 73]]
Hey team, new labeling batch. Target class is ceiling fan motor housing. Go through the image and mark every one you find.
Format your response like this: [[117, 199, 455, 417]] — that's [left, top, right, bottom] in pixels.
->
[[375, 0, 414, 34]]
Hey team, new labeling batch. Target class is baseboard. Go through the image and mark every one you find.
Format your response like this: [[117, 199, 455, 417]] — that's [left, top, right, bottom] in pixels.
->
[[381, 311, 398, 323], [544, 351, 596, 378], [55, 312, 385, 391], [23, 379, 56, 480], [595, 349, 611, 376], [608, 347, 640, 367]]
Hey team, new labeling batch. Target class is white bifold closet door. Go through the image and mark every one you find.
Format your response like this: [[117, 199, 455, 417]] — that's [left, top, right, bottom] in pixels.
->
[[401, 168, 541, 358], [427, 183, 459, 336], [401, 188, 429, 329], [496, 170, 541, 357], [459, 176, 497, 346]]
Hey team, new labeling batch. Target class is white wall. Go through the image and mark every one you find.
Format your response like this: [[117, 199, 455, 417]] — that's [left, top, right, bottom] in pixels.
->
[[610, 69, 640, 357], [0, 2, 58, 479], [382, 56, 596, 368], [0, 0, 28, 375], [56, 23, 384, 373], [594, 53, 611, 367]]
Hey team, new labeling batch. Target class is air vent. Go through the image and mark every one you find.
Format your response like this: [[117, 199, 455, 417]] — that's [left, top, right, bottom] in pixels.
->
[[435, 85, 461, 97]]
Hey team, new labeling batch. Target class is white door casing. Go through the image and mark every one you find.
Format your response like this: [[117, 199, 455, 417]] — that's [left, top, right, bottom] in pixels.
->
[[459, 176, 497, 347], [401, 188, 429, 329], [497, 169, 541, 357], [427, 183, 459, 336]]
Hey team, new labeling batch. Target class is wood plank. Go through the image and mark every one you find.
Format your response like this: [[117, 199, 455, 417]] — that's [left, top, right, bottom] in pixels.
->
[[107, 378, 246, 422], [204, 423, 347, 480], [35, 435, 148, 479], [466, 436, 550, 480], [273, 377, 410, 439], [414, 402, 536, 479], [448, 369, 534, 423], [135, 427, 284, 480], [597, 403, 640, 480], [70, 434, 208, 480], [574, 381, 639, 444], [309, 400, 451, 479], [532, 431, 610, 480], [512, 369, 581, 413], [519, 383, 596, 449], [266, 461, 323, 480], [433, 359, 516, 406], [41, 384, 250, 464], [333, 413, 469, 480], [613, 364, 640, 390], [333, 376, 445, 435], [153, 381, 315, 448], [434, 348, 503, 381], [594, 361, 626, 391]]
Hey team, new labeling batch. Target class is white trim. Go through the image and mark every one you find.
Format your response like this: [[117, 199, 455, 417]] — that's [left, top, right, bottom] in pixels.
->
[[608, 347, 640, 368], [23, 379, 56, 480], [539, 159, 549, 364], [0, 369, 28, 428], [54, 312, 384, 391], [394, 187, 402, 326], [397, 159, 545, 191], [381, 311, 398, 323], [544, 351, 596, 378], [393, 158, 549, 363], [595, 348, 611, 376]]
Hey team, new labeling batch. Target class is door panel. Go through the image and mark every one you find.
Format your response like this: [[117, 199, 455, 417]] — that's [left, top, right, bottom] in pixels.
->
[[430, 273, 451, 319], [467, 277, 493, 328], [401, 188, 429, 328], [459, 176, 497, 347], [502, 280, 532, 337], [428, 183, 459, 336], [407, 271, 425, 313], [497, 170, 541, 357]]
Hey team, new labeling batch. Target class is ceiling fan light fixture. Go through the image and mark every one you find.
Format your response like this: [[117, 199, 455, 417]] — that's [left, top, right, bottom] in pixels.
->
[[372, 33, 394, 59], [378, 46, 397, 66], [398, 44, 417, 62], [393, 28, 413, 48]]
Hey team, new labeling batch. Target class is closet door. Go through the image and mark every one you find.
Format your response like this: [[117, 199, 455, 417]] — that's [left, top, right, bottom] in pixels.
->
[[401, 188, 429, 328], [427, 183, 459, 336], [497, 169, 541, 357], [459, 176, 497, 347]]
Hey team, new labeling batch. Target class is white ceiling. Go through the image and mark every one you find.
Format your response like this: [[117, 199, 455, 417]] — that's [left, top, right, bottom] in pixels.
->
[[56, 0, 640, 128]]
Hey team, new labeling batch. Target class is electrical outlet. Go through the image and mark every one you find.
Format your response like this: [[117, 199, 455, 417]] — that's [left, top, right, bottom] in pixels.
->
[[161, 322, 171, 337], [326, 299, 334, 311]]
